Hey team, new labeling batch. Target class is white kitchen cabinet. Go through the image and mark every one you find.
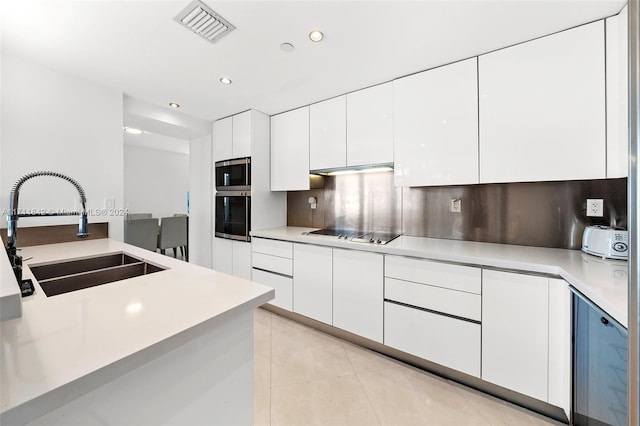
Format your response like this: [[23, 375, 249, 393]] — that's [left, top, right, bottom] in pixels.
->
[[384, 255, 481, 377], [385, 277, 481, 322], [385, 255, 481, 295], [384, 255, 482, 321], [251, 237, 294, 311], [293, 244, 332, 324], [482, 270, 549, 402], [232, 240, 251, 280], [346, 82, 393, 166], [548, 278, 571, 418], [232, 110, 252, 159], [333, 249, 383, 343], [212, 110, 285, 276], [213, 112, 252, 161], [253, 252, 292, 276], [252, 268, 293, 311], [253, 237, 293, 259], [213, 238, 250, 279], [606, 6, 628, 178], [212, 237, 233, 275], [212, 117, 232, 162], [310, 96, 347, 170], [393, 57, 478, 187], [248, 110, 287, 231], [479, 21, 605, 183], [384, 302, 481, 377], [271, 106, 310, 191], [252, 238, 293, 275]]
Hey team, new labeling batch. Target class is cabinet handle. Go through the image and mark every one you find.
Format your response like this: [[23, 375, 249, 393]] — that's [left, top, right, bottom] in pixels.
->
[[601, 317, 609, 325]]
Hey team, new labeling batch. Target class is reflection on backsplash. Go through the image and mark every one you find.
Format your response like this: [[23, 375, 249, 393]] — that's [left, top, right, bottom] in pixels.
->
[[288, 171, 402, 233], [287, 171, 627, 250]]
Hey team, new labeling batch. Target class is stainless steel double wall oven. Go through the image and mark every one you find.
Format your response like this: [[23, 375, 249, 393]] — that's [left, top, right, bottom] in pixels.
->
[[215, 157, 251, 241]]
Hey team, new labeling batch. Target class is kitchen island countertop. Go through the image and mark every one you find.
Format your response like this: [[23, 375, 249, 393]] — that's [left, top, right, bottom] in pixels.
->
[[0, 238, 274, 425], [252, 226, 628, 327]]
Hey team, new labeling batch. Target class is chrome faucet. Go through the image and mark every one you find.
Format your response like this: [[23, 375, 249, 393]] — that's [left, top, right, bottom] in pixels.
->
[[6, 171, 90, 291]]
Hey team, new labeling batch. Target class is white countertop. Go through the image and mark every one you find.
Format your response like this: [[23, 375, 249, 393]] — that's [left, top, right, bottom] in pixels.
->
[[252, 227, 629, 327], [0, 239, 274, 417], [0, 247, 21, 322]]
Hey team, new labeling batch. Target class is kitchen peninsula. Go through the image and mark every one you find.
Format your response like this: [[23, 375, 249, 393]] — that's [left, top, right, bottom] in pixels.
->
[[0, 238, 273, 425]]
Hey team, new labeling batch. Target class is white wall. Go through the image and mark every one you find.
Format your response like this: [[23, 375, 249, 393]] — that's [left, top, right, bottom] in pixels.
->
[[1, 54, 125, 240], [188, 135, 212, 268], [124, 133, 189, 218]]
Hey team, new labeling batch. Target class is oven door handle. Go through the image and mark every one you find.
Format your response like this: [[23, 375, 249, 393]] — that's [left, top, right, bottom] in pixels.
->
[[215, 191, 251, 197], [214, 157, 251, 168]]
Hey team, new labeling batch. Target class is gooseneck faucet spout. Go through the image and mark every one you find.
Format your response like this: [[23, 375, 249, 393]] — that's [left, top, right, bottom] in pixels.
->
[[6, 171, 90, 290]]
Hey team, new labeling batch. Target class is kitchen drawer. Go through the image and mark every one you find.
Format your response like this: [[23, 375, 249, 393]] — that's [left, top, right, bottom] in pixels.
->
[[385, 277, 481, 321], [385, 255, 481, 294], [384, 301, 481, 377], [252, 268, 293, 311], [252, 238, 293, 259], [252, 252, 293, 277]]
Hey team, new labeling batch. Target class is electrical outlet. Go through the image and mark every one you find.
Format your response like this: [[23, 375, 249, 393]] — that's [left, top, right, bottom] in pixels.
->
[[586, 199, 604, 217], [104, 197, 115, 209], [450, 198, 461, 213]]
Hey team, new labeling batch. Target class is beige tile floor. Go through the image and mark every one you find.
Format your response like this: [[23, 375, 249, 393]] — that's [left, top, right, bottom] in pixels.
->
[[253, 308, 564, 426]]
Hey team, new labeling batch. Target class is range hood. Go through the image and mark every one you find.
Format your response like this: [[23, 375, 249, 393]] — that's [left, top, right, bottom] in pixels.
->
[[310, 162, 394, 176]]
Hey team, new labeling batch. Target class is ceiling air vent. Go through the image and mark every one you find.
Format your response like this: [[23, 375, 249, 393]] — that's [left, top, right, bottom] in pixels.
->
[[174, 0, 236, 44]]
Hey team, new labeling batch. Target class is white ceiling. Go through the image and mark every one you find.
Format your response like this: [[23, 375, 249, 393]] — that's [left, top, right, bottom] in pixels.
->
[[0, 0, 627, 124]]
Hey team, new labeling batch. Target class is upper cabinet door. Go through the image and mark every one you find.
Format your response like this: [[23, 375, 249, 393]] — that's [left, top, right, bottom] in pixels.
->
[[212, 117, 232, 162], [479, 21, 605, 183], [606, 7, 628, 178], [393, 58, 479, 187], [346, 82, 393, 166], [232, 110, 252, 159], [271, 106, 310, 191], [309, 96, 347, 170]]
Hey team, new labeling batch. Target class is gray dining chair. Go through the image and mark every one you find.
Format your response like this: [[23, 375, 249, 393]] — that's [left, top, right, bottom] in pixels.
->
[[126, 213, 152, 220], [157, 216, 188, 260], [124, 218, 159, 252]]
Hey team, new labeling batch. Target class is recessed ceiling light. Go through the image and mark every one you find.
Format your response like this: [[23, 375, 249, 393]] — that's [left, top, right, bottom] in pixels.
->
[[280, 42, 294, 52], [309, 30, 324, 42], [219, 77, 232, 85], [123, 127, 144, 135], [169, 102, 180, 108]]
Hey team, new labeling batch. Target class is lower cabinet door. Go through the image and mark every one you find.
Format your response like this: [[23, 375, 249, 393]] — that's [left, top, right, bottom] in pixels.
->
[[252, 268, 293, 311], [293, 244, 332, 324], [384, 301, 481, 377], [548, 278, 571, 417], [482, 270, 549, 402], [213, 238, 233, 275], [333, 249, 383, 343], [232, 240, 251, 280]]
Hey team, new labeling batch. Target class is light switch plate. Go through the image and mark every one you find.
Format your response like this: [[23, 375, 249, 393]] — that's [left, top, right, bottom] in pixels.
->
[[104, 197, 115, 209]]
